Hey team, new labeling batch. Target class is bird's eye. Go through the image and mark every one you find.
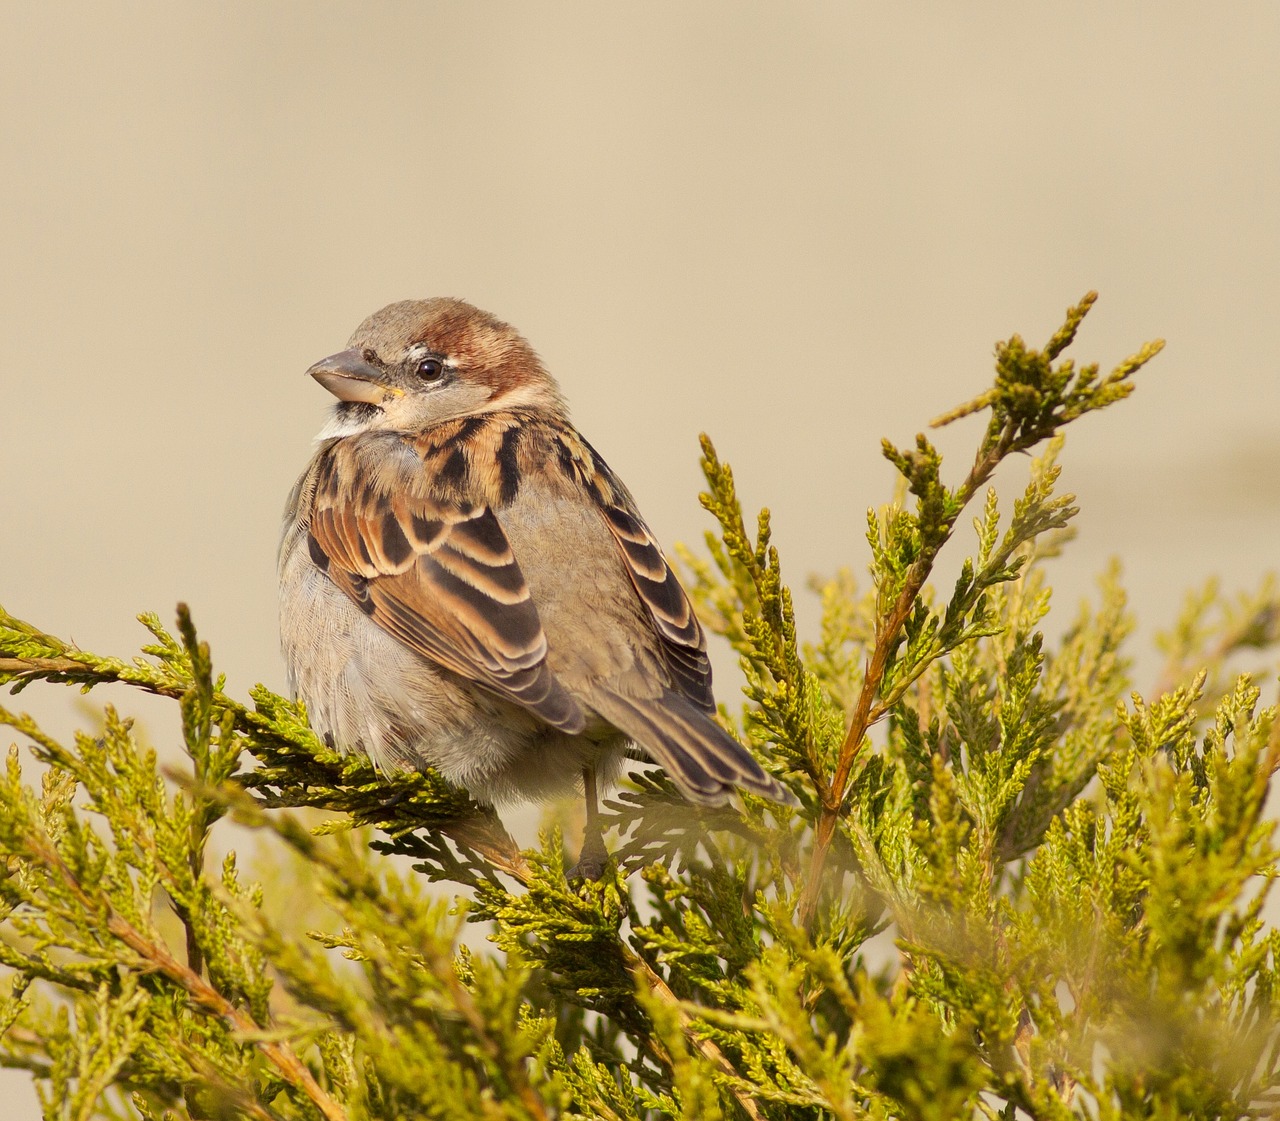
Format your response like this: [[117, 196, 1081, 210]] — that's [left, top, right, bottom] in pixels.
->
[[417, 358, 444, 382]]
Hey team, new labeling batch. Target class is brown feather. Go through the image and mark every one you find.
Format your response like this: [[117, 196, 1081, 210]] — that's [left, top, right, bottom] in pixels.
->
[[539, 425, 715, 712], [307, 432, 586, 733]]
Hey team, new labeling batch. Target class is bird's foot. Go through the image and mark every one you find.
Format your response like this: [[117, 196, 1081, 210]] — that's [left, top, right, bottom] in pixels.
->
[[568, 829, 609, 882]]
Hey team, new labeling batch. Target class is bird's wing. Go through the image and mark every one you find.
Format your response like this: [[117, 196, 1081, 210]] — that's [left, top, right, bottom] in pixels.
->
[[573, 441, 715, 712], [306, 434, 585, 733]]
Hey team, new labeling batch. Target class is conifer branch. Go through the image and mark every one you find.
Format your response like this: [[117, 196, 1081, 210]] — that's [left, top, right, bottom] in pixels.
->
[[22, 827, 348, 1121], [797, 292, 1164, 926]]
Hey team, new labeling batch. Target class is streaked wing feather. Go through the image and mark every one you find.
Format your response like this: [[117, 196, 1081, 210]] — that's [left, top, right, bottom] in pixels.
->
[[309, 439, 585, 733], [596, 485, 714, 711], [589, 687, 783, 805]]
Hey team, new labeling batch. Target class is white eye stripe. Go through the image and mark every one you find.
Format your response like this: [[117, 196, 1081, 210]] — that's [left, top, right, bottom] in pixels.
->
[[407, 344, 451, 363]]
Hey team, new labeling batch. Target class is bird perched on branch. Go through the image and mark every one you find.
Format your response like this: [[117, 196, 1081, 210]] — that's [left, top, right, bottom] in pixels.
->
[[279, 298, 788, 871]]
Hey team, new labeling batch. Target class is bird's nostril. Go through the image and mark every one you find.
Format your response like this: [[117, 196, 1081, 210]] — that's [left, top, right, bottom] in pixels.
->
[[361, 347, 379, 366]]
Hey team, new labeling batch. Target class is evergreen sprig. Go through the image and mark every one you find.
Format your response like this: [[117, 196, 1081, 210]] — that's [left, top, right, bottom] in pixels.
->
[[2, 293, 1279, 1119]]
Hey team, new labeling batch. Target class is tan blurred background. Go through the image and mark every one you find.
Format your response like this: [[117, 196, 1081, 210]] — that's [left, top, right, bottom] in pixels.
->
[[2, 4, 1279, 1113]]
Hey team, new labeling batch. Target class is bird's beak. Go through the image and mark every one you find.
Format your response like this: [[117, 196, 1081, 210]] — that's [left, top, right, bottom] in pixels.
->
[[306, 349, 400, 404]]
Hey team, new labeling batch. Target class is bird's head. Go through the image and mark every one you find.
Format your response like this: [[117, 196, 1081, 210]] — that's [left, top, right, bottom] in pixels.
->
[[308, 298, 566, 436]]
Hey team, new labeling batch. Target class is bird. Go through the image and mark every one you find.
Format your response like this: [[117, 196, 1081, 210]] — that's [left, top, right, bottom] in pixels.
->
[[279, 298, 788, 869]]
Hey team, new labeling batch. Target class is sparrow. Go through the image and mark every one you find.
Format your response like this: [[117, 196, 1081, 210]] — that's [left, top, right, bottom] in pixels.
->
[[279, 299, 787, 864]]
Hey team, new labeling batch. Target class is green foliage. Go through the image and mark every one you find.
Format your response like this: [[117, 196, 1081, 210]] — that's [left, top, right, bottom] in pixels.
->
[[1, 293, 1278, 1119]]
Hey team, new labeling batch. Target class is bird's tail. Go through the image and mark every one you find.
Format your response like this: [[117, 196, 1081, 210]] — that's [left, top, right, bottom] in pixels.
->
[[589, 687, 792, 806]]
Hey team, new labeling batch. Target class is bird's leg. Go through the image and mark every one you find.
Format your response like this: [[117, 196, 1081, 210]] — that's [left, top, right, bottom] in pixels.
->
[[572, 765, 608, 881]]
